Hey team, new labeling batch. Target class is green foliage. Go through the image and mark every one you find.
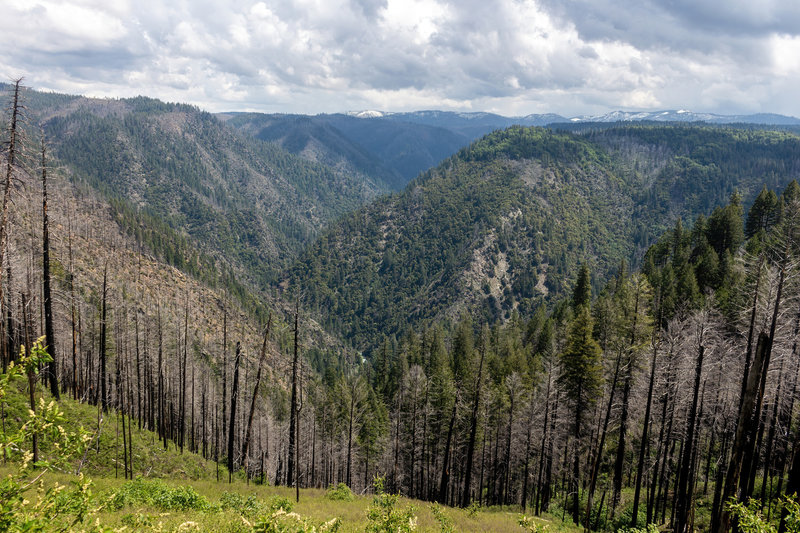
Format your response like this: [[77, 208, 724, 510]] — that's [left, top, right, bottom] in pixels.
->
[[325, 482, 355, 502], [727, 499, 779, 533], [365, 477, 417, 533], [0, 339, 95, 532], [31, 91, 381, 307], [106, 477, 212, 512], [725, 497, 800, 533], [572, 264, 592, 310], [747, 186, 780, 237], [616, 525, 659, 533], [518, 514, 549, 532], [466, 501, 481, 518], [251, 509, 341, 533], [220, 491, 273, 517], [558, 305, 603, 417], [266, 496, 294, 513], [430, 503, 455, 533]]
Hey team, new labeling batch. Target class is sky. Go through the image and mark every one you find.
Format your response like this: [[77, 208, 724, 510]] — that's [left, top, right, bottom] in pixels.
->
[[2, 0, 800, 117]]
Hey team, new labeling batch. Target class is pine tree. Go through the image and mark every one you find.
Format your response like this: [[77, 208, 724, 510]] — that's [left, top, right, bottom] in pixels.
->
[[559, 301, 602, 524]]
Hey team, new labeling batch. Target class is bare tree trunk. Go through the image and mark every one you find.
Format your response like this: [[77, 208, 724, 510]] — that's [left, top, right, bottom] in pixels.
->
[[675, 335, 705, 533], [221, 307, 227, 465], [180, 295, 188, 452], [242, 316, 272, 467], [227, 342, 241, 482], [585, 350, 622, 529], [438, 398, 457, 504], [100, 263, 109, 411], [68, 216, 77, 400], [632, 340, 659, 527], [462, 335, 485, 507], [288, 302, 299, 487], [720, 242, 788, 533], [0, 80, 22, 364], [40, 136, 59, 400]]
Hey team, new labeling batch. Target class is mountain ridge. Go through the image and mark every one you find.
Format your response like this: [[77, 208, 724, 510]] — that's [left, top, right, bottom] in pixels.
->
[[286, 124, 800, 352]]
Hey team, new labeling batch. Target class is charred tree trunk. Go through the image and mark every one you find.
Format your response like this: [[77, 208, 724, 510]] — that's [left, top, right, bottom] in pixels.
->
[[462, 337, 485, 507], [632, 340, 659, 528], [674, 340, 705, 533], [0, 80, 22, 366], [99, 264, 109, 411], [227, 342, 241, 482], [242, 316, 272, 470], [438, 397, 457, 504], [287, 303, 299, 488], [40, 137, 58, 400], [585, 350, 622, 529]]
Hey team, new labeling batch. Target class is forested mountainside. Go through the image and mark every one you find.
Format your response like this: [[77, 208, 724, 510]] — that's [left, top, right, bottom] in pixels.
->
[[220, 112, 402, 192], [8, 85, 387, 288], [288, 125, 800, 352], [355, 180, 800, 533], [6, 79, 800, 533], [224, 112, 472, 190], [0, 81, 346, 504]]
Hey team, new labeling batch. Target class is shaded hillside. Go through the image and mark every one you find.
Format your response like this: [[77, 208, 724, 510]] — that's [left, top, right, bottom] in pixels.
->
[[379, 110, 567, 138], [221, 112, 395, 193], [225, 112, 471, 190], [18, 88, 382, 287], [287, 125, 800, 352]]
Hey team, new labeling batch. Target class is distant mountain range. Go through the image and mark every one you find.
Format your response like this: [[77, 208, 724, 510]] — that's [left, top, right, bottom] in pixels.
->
[[348, 108, 800, 130], [223, 108, 800, 194]]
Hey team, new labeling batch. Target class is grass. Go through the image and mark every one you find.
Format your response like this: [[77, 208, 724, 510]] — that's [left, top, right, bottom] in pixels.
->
[[5, 471, 576, 532], [0, 459, 581, 532], [0, 382, 581, 532], [1, 377, 216, 480]]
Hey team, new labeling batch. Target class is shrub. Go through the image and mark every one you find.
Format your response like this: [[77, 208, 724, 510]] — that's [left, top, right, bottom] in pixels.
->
[[267, 496, 294, 513], [0, 339, 95, 532], [251, 508, 340, 533], [617, 525, 659, 533], [325, 483, 355, 502], [220, 492, 270, 518], [107, 477, 211, 512], [518, 515, 549, 533], [430, 503, 454, 533], [365, 477, 417, 533]]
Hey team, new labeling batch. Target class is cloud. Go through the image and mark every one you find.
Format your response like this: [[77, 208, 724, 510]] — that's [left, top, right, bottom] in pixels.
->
[[0, 0, 799, 117]]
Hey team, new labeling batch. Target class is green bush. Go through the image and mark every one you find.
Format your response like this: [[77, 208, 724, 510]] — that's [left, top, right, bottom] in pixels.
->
[[430, 503, 454, 533], [726, 497, 800, 533], [325, 483, 355, 502], [220, 492, 270, 518], [0, 339, 95, 532], [365, 477, 417, 533], [107, 477, 211, 512], [251, 509, 340, 533], [267, 496, 294, 513], [518, 515, 548, 532], [617, 524, 659, 533]]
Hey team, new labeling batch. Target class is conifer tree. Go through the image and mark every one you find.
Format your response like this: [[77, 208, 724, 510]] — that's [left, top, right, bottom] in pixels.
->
[[559, 266, 603, 525]]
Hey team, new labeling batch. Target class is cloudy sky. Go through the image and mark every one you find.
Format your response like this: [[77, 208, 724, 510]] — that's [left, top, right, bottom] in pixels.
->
[[2, 0, 800, 117]]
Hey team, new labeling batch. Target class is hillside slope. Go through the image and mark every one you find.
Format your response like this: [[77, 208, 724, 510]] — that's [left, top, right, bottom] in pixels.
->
[[287, 125, 800, 351], [14, 86, 384, 288], [225, 112, 471, 190]]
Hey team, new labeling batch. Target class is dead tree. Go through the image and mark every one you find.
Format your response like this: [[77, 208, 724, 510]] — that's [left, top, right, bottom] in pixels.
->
[[40, 134, 58, 399], [242, 314, 272, 473]]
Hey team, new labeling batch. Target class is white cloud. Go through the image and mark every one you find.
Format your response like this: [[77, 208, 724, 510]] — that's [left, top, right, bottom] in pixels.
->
[[0, 0, 799, 117]]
